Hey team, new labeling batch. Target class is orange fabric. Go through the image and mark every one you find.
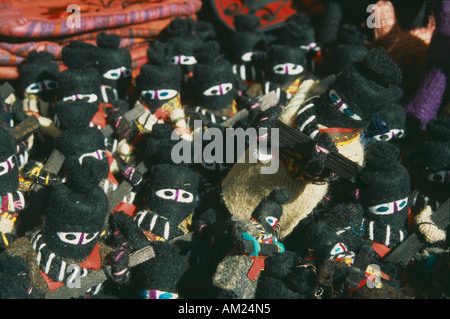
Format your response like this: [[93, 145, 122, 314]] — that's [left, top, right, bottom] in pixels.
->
[[372, 242, 392, 259], [91, 103, 107, 128], [247, 256, 266, 281]]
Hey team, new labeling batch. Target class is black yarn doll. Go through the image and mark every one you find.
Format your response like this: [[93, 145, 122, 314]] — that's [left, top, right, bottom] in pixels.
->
[[134, 41, 183, 134], [190, 40, 240, 125], [19, 50, 59, 119], [59, 41, 102, 106], [5, 183, 111, 298], [164, 17, 203, 93], [109, 164, 200, 299], [230, 13, 268, 89], [359, 141, 411, 252], [96, 32, 132, 103], [0, 126, 25, 251], [212, 188, 290, 299]]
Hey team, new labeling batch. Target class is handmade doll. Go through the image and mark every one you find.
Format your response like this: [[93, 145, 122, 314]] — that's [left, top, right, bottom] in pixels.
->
[[96, 32, 133, 103], [212, 188, 290, 299], [411, 117, 449, 245], [359, 141, 411, 252], [0, 126, 25, 251], [58, 41, 102, 107], [221, 47, 403, 240], [189, 41, 240, 126], [360, 103, 407, 146], [134, 41, 184, 134], [164, 17, 203, 92], [19, 50, 59, 119], [230, 13, 268, 89], [108, 164, 200, 299], [5, 183, 111, 298]]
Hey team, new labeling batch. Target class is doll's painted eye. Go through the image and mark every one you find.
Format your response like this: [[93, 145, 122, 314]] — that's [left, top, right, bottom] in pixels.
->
[[155, 188, 194, 203], [25, 83, 41, 94], [300, 42, 318, 51], [121, 67, 132, 78], [427, 170, 449, 183], [368, 196, 408, 215], [265, 216, 278, 228], [78, 149, 106, 165], [180, 55, 197, 65], [272, 63, 304, 75], [43, 79, 59, 90], [241, 51, 265, 62], [171, 55, 197, 65], [63, 93, 98, 103], [141, 89, 178, 100], [0, 155, 15, 176], [203, 83, 233, 96], [373, 133, 391, 142], [103, 68, 122, 80], [57, 232, 99, 245], [329, 89, 362, 121]]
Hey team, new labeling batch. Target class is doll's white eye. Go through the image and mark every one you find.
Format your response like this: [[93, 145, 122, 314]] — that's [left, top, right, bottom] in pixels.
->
[[241, 51, 265, 62], [25, 82, 41, 94], [300, 42, 317, 51], [171, 55, 197, 66], [103, 68, 121, 80], [272, 63, 304, 75], [141, 89, 178, 100], [368, 197, 408, 215], [0, 155, 15, 176], [103, 67, 132, 80], [373, 129, 404, 142], [329, 89, 362, 121], [43, 79, 59, 90], [57, 232, 99, 245], [63, 93, 98, 103], [203, 83, 233, 96], [265, 216, 278, 228], [330, 242, 347, 257], [155, 188, 194, 203], [427, 170, 450, 183], [78, 149, 106, 165]]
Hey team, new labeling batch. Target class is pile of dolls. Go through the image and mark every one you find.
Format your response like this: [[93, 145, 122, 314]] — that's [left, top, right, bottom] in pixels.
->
[[0, 0, 448, 300]]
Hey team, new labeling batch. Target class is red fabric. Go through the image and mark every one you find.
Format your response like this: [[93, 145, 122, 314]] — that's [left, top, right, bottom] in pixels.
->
[[247, 256, 265, 281], [113, 201, 137, 217], [90, 103, 107, 128]]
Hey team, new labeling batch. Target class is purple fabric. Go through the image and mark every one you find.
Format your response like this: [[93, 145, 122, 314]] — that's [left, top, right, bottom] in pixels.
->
[[405, 0, 450, 130]]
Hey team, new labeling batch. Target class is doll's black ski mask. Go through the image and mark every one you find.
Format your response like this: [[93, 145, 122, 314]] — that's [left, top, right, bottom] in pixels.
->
[[54, 99, 99, 130], [20, 50, 59, 105], [192, 41, 237, 112], [42, 183, 108, 261], [96, 32, 132, 102], [59, 41, 102, 104], [144, 164, 199, 235], [359, 142, 411, 248]]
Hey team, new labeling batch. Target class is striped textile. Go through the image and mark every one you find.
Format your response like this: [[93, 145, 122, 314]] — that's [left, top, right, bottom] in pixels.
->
[[0, 0, 202, 79]]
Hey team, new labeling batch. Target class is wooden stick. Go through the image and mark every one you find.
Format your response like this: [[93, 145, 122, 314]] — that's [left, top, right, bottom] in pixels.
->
[[9, 115, 40, 142]]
